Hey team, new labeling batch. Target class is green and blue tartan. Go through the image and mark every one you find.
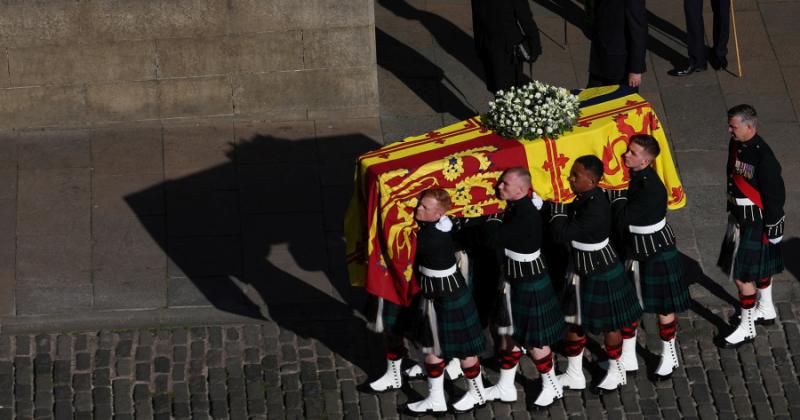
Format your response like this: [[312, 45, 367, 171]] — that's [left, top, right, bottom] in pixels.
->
[[433, 286, 486, 359], [726, 224, 784, 282], [640, 248, 690, 314], [510, 273, 565, 348], [580, 262, 643, 334], [380, 296, 416, 337]]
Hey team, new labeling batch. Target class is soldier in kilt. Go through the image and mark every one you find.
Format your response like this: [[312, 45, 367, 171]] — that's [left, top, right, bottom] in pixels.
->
[[716, 104, 785, 349], [608, 134, 691, 379], [479, 168, 566, 408], [547, 155, 643, 393], [403, 188, 488, 416]]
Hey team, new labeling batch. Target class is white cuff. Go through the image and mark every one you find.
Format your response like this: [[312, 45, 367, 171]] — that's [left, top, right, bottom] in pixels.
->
[[531, 192, 543, 210], [769, 236, 783, 245]]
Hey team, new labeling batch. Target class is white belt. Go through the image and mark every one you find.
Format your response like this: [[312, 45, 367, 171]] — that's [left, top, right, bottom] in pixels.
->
[[735, 197, 755, 206], [629, 218, 666, 234], [419, 264, 457, 277], [571, 238, 609, 252], [504, 248, 541, 262]]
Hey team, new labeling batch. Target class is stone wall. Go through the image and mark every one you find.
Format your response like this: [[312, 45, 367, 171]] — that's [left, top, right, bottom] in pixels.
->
[[0, 0, 379, 128], [0, 0, 381, 329]]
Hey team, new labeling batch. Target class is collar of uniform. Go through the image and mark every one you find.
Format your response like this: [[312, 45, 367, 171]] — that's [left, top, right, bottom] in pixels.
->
[[508, 196, 533, 209], [576, 186, 601, 201], [630, 165, 654, 179], [740, 133, 763, 149]]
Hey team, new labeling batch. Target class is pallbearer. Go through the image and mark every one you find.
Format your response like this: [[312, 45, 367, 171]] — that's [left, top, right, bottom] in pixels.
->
[[404, 189, 487, 416], [482, 168, 566, 408], [609, 134, 691, 379], [717, 104, 785, 348], [548, 155, 642, 393]]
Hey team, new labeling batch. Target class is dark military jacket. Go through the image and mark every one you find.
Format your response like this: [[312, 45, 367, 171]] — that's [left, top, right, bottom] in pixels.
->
[[726, 134, 785, 238], [550, 187, 619, 275], [485, 196, 543, 254], [611, 166, 676, 260], [415, 220, 458, 271]]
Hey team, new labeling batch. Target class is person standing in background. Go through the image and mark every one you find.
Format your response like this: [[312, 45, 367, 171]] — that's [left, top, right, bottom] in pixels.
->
[[471, 0, 542, 93], [586, 0, 648, 89], [669, 0, 730, 76]]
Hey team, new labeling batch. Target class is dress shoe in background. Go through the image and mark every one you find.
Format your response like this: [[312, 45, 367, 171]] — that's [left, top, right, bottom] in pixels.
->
[[668, 63, 708, 77]]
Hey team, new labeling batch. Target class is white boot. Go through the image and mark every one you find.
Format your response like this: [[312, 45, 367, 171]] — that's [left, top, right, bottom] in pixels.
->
[[556, 352, 586, 390], [368, 358, 403, 392], [445, 358, 463, 380], [484, 365, 518, 402], [654, 338, 679, 378], [405, 375, 447, 415], [598, 336, 638, 373], [451, 372, 487, 413], [596, 358, 626, 392], [534, 365, 564, 407], [723, 307, 756, 348], [754, 284, 777, 325], [404, 363, 425, 379]]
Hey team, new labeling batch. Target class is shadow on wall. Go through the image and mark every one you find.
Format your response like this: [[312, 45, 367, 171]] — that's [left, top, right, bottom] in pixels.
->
[[125, 132, 381, 370]]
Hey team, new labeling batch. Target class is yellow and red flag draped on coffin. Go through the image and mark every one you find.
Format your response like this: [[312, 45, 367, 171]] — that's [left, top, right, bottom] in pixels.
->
[[344, 85, 687, 307]]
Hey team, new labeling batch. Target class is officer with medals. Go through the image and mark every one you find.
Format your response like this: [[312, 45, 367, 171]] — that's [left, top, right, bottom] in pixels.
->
[[717, 104, 785, 348], [609, 134, 691, 379], [547, 155, 643, 393], [403, 189, 488, 416], [481, 168, 566, 408]]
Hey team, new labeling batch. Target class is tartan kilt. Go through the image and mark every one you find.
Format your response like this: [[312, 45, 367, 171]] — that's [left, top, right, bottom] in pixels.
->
[[580, 262, 643, 334], [428, 287, 486, 359], [718, 224, 784, 282], [365, 294, 416, 337], [510, 273, 565, 348], [640, 248, 690, 314]]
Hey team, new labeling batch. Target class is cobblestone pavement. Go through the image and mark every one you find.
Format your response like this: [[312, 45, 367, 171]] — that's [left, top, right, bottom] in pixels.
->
[[1, 302, 800, 419]]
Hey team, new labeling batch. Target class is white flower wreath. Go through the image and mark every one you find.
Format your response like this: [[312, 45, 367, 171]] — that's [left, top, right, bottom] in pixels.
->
[[483, 81, 581, 140]]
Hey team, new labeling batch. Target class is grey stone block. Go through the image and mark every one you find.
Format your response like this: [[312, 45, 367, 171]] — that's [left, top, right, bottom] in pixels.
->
[[229, 31, 304, 74], [17, 168, 90, 236], [93, 269, 167, 310], [17, 129, 91, 170], [0, 86, 88, 128], [233, 71, 308, 115], [15, 285, 92, 315], [90, 123, 164, 176], [0, 2, 82, 48], [7, 41, 157, 86], [85, 81, 160, 123], [167, 276, 249, 309], [304, 26, 375, 69], [16, 233, 91, 288], [156, 36, 230, 79], [158, 76, 233, 119], [92, 211, 166, 273], [79, 0, 228, 43]]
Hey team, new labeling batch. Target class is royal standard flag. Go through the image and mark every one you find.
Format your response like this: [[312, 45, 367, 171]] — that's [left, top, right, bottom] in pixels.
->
[[345, 86, 686, 307]]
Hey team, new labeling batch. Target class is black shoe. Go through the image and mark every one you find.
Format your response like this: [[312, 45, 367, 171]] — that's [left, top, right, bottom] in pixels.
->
[[710, 55, 728, 70], [718, 56, 728, 70], [668, 64, 707, 77]]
